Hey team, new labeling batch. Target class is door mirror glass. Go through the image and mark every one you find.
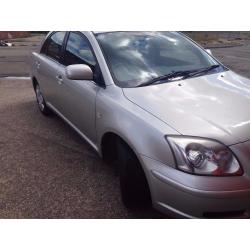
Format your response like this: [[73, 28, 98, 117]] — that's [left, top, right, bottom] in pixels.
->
[[66, 64, 93, 80]]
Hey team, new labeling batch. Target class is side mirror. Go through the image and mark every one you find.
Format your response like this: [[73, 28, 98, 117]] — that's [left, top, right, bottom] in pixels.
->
[[66, 64, 93, 81], [206, 49, 212, 55]]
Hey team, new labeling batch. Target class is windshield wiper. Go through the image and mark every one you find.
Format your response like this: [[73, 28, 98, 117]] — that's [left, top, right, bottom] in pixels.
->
[[183, 64, 221, 79], [136, 65, 222, 88], [137, 70, 195, 87]]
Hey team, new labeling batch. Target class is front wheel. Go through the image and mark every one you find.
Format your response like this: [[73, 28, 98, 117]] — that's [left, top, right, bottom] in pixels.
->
[[117, 140, 151, 209], [35, 84, 51, 115]]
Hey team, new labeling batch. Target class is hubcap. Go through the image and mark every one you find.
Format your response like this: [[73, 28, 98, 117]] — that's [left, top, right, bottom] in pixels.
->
[[36, 86, 45, 111]]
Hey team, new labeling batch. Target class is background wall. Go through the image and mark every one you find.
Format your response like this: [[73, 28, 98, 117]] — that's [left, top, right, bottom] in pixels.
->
[[0, 32, 30, 40]]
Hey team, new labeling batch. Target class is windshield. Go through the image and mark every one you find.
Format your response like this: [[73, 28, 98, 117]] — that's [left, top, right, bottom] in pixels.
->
[[95, 32, 223, 88]]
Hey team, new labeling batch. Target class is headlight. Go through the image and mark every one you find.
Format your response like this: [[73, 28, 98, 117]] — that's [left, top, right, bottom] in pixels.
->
[[166, 136, 243, 176]]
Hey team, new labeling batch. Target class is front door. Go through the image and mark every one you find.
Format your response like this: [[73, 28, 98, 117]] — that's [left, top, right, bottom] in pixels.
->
[[55, 32, 101, 145]]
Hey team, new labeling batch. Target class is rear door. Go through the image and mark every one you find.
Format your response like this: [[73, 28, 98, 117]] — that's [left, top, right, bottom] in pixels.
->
[[55, 32, 103, 144], [36, 32, 66, 108]]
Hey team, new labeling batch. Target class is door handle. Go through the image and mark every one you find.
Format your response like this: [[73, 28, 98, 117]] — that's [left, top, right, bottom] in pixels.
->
[[56, 75, 63, 85]]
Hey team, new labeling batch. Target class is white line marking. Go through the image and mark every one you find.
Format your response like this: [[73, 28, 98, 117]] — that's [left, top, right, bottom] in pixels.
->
[[2, 76, 31, 80]]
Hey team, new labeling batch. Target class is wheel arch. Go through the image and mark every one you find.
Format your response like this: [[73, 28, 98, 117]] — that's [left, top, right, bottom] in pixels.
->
[[100, 131, 141, 166], [101, 132, 127, 163], [100, 131, 152, 205]]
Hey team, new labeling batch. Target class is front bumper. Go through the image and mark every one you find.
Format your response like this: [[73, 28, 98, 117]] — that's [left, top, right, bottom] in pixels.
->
[[141, 155, 250, 218]]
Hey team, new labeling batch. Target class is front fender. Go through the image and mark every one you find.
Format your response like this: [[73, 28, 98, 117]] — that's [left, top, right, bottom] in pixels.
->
[[96, 85, 179, 168]]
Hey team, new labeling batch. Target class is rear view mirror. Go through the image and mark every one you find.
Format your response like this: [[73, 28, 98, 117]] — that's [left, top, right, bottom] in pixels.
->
[[206, 49, 212, 55], [66, 64, 93, 80]]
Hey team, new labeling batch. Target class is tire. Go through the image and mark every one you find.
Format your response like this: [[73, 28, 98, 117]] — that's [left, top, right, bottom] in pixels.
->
[[35, 83, 51, 116], [117, 140, 151, 209]]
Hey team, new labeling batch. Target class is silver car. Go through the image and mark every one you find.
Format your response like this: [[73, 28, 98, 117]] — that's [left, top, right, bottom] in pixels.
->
[[30, 31, 250, 218]]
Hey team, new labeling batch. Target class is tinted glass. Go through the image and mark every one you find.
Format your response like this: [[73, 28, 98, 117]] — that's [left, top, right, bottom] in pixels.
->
[[63, 32, 96, 67], [96, 32, 220, 88], [45, 32, 66, 61]]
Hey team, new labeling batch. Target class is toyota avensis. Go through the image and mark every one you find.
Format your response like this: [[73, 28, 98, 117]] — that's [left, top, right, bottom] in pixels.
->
[[30, 31, 250, 218]]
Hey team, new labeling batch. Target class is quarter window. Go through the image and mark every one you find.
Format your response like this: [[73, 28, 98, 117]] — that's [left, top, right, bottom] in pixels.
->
[[63, 32, 96, 67]]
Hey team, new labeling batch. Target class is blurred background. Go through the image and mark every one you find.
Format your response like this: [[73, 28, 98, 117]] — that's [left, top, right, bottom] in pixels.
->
[[1, 31, 250, 78]]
